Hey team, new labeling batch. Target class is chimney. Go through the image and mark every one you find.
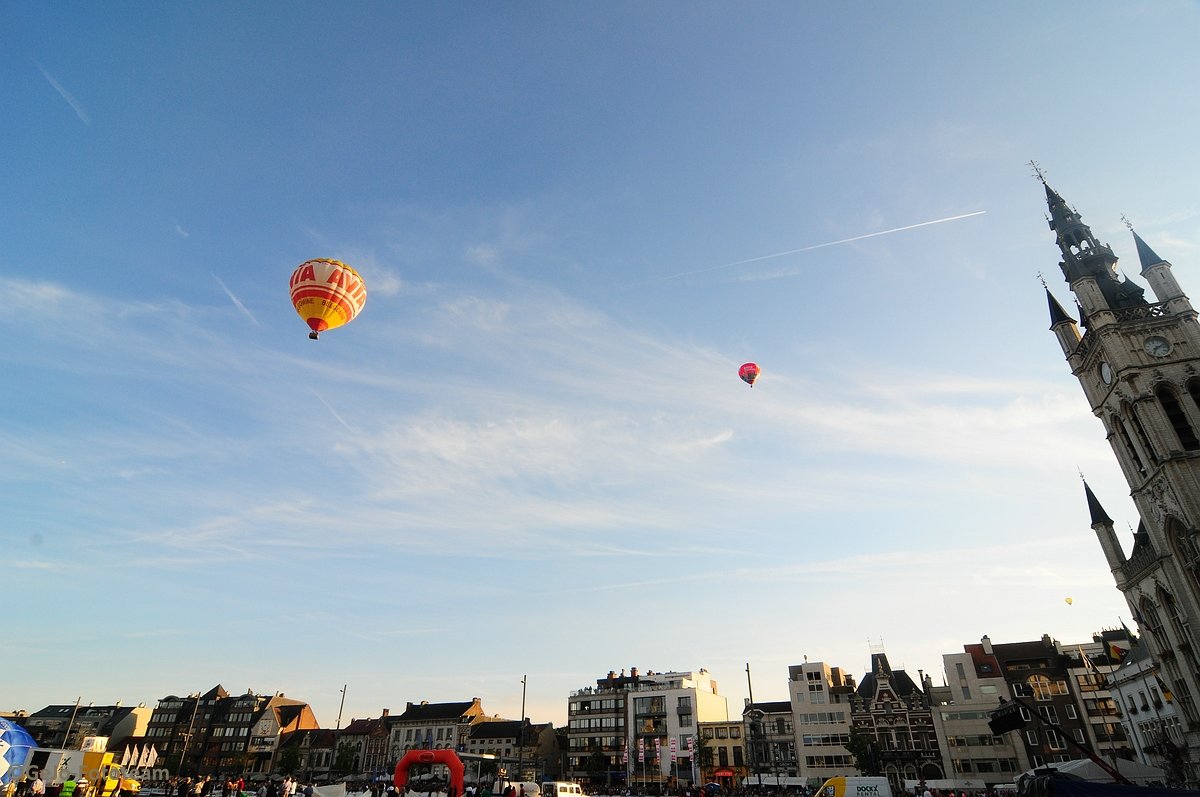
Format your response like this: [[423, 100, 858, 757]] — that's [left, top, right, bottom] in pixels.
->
[[981, 635, 993, 655], [630, 667, 638, 678], [382, 709, 389, 717]]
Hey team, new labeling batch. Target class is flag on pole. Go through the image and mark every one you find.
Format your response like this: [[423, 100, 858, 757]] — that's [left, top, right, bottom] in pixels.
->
[[1108, 642, 1128, 662], [130, 745, 141, 768], [670, 737, 677, 763], [121, 748, 131, 767], [1156, 672, 1175, 702], [146, 746, 158, 769], [138, 746, 151, 769], [637, 738, 644, 763]]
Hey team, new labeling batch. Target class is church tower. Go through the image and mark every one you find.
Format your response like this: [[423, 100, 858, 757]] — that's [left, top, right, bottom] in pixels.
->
[[1043, 175, 1200, 776]]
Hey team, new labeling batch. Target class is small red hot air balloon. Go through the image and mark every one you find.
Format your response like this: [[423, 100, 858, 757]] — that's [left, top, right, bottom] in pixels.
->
[[739, 362, 760, 387]]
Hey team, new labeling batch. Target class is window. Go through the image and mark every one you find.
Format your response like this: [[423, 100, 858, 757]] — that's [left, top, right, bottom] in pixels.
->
[[1025, 731, 1038, 746], [1045, 730, 1067, 750], [961, 686, 972, 700], [678, 696, 692, 710], [1065, 705, 1077, 720], [716, 728, 728, 739], [1157, 384, 1200, 450]]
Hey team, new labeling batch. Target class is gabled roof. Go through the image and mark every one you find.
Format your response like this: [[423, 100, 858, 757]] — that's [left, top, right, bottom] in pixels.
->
[[340, 718, 374, 735], [469, 720, 523, 740], [1130, 520, 1154, 559], [855, 653, 922, 698], [397, 701, 478, 722]]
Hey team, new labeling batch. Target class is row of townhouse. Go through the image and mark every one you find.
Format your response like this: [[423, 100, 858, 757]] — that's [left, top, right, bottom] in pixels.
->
[[563, 630, 1151, 793], [8, 690, 560, 785], [12, 627, 1176, 790]]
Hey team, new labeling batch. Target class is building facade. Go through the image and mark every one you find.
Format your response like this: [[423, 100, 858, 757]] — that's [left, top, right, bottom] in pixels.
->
[[1043, 176, 1200, 785], [143, 686, 319, 778], [743, 700, 796, 787], [1108, 642, 1187, 784], [849, 652, 942, 790], [933, 641, 1028, 783], [697, 720, 747, 790], [787, 661, 856, 787], [23, 703, 151, 750], [567, 668, 728, 788]]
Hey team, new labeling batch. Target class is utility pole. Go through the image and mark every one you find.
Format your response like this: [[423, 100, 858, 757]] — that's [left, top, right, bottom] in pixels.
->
[[62, 697, 82, 750], [516, 675, 527, 783], [336, 685, 347, 731], [178, 693, 200, 777], [745, 664, 761, 789]]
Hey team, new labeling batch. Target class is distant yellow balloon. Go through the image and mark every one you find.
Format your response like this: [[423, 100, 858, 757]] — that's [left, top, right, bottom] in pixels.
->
[[1065, 597, 1074, 605]]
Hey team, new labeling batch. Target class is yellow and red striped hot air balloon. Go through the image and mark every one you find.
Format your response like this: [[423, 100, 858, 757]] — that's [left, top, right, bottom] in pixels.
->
[[289, 258, 367, 340]]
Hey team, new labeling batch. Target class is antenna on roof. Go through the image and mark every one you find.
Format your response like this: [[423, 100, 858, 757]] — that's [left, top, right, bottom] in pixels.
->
[[1029, 160, 1047, 183]]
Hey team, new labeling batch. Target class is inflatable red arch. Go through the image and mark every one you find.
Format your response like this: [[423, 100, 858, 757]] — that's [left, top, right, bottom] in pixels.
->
[[394, 749, 465, 796]]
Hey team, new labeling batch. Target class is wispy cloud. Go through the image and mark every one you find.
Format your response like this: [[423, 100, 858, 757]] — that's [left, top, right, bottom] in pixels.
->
[[34, 61, 91, 125]]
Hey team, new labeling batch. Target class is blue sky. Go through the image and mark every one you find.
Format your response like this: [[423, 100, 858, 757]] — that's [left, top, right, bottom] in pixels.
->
[[5, 2, 1200, 730]]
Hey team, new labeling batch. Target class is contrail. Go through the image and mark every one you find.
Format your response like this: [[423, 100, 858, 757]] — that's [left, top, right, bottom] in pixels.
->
[[310, 390, 357, 433], [34, 61, 91, 125], [627, 210, 986, 287], [212, 273, 260, 325]]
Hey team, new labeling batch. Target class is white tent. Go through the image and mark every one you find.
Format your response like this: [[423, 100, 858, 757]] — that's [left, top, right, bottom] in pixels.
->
[[1025, 758, 1166, 786]]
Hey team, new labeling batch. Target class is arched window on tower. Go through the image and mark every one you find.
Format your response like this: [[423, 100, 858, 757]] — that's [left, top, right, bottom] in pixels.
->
[[1113, 411, 1148, 476], [1167, 517, 1200, 600], [1160, 587, 1200, 677], [1125, 402, 1159, 466], [1156, 383, 1200, 451], [1142, 597, 1167, 650], [1186, 378, 1200, 417]]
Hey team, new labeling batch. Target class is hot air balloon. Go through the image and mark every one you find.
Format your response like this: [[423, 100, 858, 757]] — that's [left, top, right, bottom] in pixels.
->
[[1065, 597, 1074, 606], [739, 362, 761, 387], [0, 718, 36, 788], [289, 259, 367, 340]]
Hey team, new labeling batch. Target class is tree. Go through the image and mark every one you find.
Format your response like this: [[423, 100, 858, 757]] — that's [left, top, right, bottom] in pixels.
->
[[585, 746, 608, 781], [844, 729, 880, 776], [332, 743, 357, 777], [277, 745, 302, 776]]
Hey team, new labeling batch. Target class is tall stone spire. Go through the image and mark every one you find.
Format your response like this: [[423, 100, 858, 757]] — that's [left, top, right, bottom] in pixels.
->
[[1042, 177, 1146, 313]]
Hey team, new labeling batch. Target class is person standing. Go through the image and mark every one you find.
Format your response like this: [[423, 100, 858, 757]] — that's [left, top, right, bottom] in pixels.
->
[[29, 776, 45, 797]]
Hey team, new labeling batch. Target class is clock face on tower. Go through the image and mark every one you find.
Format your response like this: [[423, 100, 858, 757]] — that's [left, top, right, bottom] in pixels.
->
[[1145, 335, 1172, 357], [1100, 361, 1113, 385]]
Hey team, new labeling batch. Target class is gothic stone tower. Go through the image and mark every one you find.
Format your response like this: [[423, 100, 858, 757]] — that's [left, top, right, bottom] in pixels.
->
[[1043, 177, 1200, 778]]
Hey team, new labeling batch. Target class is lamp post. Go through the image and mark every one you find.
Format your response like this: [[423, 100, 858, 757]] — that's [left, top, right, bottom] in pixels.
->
[[516, 676, 527, 783], [178, 693, 200, 777]]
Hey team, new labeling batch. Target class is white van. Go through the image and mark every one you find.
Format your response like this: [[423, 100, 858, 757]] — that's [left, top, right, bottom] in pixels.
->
[[817, 777, 894, 797], [540, 783, 583, 797]]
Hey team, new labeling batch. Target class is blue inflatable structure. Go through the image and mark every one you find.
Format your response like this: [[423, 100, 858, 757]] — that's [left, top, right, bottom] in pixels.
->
[[0, 718, 36, 787]]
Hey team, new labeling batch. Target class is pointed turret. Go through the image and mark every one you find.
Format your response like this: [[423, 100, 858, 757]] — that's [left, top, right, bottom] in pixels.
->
[[1084, 481, 1127, 582], [1130, 227, 1190, 308], [1085, 481, 1114, 525], [1047, 288, 1081, 355], [1133, 230, 1167, 271], [1043, 178, 1146, 316]]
